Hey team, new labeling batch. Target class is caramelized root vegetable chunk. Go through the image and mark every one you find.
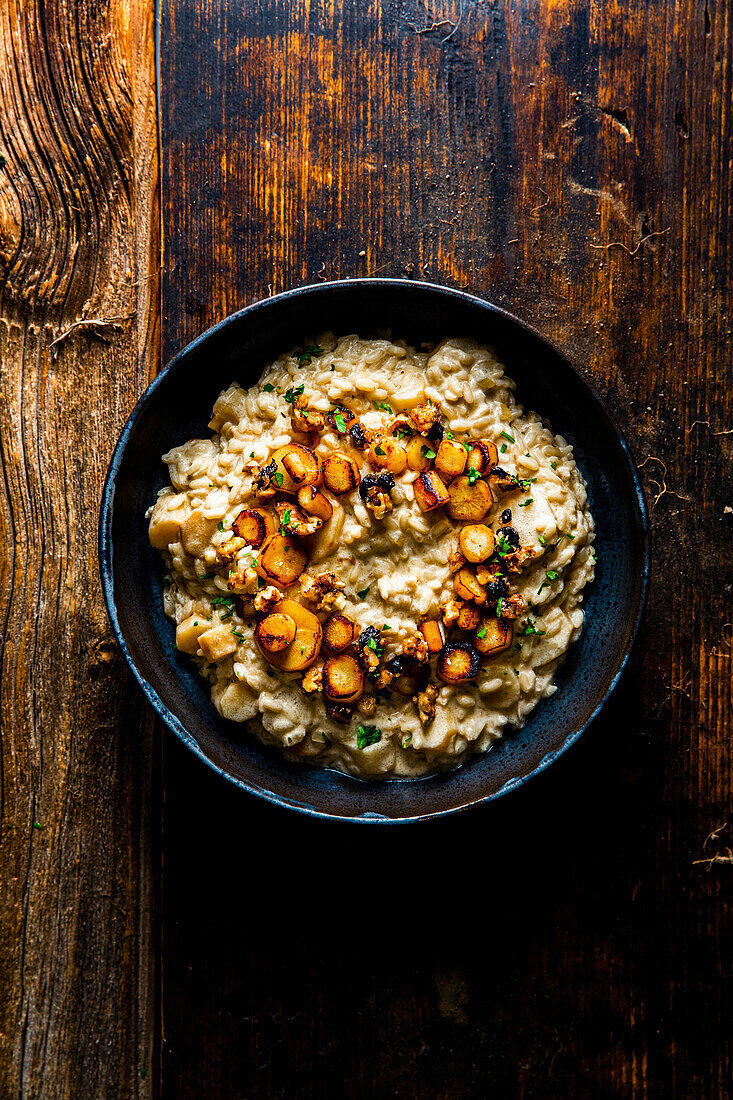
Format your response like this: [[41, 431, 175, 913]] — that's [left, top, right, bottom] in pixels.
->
[[455, 602, 482, 631], [198, 625, 239, 662], [434, 440, 467, 481], [409, 401, 441, 435], [446, 476, 494, 523], [322, 612, 356, 652], [437, 642, 481, 683], [322, 452, 360, 495], [322, 654, 364, 703], [297, 485, 334, 522], [459, 524, 495, 563], [255, 598, 322, 672], [474, 617, 512, 656], [418, 620, 445, 654], [366, 436, 408, 474], [175, 615, 209, 655], [453, 566, 488, 604], [254, 612, 297, 653], [467, 439, 498, 475], [405, 434, 435, 473], [357, 694, 378, 717], [327, 405, 357, 434], [414, 471, 450, 512], [232, 507, 277, 548], [257, 534, 308, 587], [271, 444, 322, 492]]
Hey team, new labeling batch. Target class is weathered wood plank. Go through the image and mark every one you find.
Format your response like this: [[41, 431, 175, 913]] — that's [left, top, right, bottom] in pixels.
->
[[159, 0, 732, 1096], [0, 0, 159, 1095]]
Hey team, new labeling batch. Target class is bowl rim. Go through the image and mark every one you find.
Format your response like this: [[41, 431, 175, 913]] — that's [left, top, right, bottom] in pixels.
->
[[99, 277, 650, 823]]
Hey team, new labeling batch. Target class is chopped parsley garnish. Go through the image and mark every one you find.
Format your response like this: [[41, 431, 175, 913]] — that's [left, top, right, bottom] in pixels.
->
[[211, 595, 234, 606], [382, 623, 392, 630], [356, 587, 370, 600], [366, 635, 383, 656], [495, 536, 513, 556], [249, 451, 255, 458], [477, 626, 488, 639], [467, 466, 480, 486], [198, 572, 216, 580], [591, 549, 598, 562], [513, 641, 523, 653], [272, 471, 284, 488], [375, 445, 386, 456], [557, 532, 575, 543], [374, 401, 393, 413], [284, 384, 305, 403], [193, 621, 199, 627], [538, 534, 546, 546], [357, 725, 382, 749], [421, 445, 437, 459], [280, 508, 291, 533], [402, 733, 412, 748], [500, 443, 507, 453], [296, 344, 323, 365], [392, 426, 413, 440], [551, 460, 557, 470], [231, 630, 245, 641], [220, 608, 234, 621], [500, 431, 515, 444], [262, 383, 276, 392], [446, 430, 454, 439], [321, 732, 330, 745], [217, 520, 225, 531], [334, 411, 347, 433], [519, 499, 533, 507], [546, 570, 558, 580], [496, 597, 504, 618]]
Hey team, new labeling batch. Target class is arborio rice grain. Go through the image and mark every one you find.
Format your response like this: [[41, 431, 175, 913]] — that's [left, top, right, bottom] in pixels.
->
[[147, 335, 595, 778]]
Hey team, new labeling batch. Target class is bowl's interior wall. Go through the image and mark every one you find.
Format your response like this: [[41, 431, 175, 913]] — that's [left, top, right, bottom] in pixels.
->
[[106, 283, 647, 819]]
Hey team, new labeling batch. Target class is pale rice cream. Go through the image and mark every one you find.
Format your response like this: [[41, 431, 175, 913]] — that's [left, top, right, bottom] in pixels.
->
[[147, 335, 595, 778]]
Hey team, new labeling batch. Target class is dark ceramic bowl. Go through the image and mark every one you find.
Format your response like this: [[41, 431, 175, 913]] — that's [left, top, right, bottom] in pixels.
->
[[100, 279, 649, 822]]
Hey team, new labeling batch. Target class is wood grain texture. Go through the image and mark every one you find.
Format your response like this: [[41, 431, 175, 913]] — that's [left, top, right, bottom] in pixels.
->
[[0, 0, 159, 1095], [160, 1, 732, 1097]]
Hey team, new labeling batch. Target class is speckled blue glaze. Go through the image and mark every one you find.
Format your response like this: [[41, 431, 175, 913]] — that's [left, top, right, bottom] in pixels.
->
[[99, 280, 649, 822]]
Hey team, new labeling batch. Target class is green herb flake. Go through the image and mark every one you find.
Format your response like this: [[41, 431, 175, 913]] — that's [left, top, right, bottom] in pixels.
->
[[357, 725, 382, 749], [321, 731, 330, 745], [500, 443, 508, 453], [393, 426, 413, 440], [193, 621, 199, 626], [217, 520, 225, 532], [546, 570, 558, 580], [231, 630, 246, 642], [273, 471, 284, 488], [467, 466, 480, 486], [356, 587, 370, 600], [33, 822, 42, 830], [421, 445, 437, 459], [513, 641, 523, 653], [500, 431, 515, 444], [477, 626, 488, 639], [551, 460, 557, 470], [296, 344, 323, 365], [496, 597, 504, 618], [375, 445, 386, 456], [211, 595, 234, 606], [402, 733, 412, 749], [284, 384, 305, 403], [262, 383, 276, 392], [538, 534, 547, 546], [334, 412, 347, 433], [374, 401, 393, 413], [446, 430, 454, 440], [519, 499, 533, 508], [382, 624, 392, 630]]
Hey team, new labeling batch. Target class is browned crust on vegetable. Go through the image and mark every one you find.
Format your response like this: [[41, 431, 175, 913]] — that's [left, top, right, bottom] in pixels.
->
[[232, 507, 276, 548], [322, 653, 364, 703], [405, 434, 435, 473], [409, 401, 440, 435], [366, 436, 408, 474], [446, 476, 494, 523], [435, 439, 468, 481], [322, 451, 360, 495], [458, 523, 495, 563], [322, 612, 357, 653], [436, 642, 481, 683], [418, 620, 445, 654], [299, 571, 345, 611], [453, 566, 488, 604], [297, 484, 334, 522], [413, 470, 450, 512], [256, 598, 323, 671], [467, 438, 499, 474], [254, 612, 297, 653], [474, 617, 513, 656], [257, 534, 308, 587]]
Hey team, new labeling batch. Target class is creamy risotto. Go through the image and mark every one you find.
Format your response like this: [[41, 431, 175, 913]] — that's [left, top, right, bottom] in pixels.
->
[[147, 336, 595, 778]]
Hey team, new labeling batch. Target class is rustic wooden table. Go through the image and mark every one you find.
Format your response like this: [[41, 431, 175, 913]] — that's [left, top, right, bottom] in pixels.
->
[[1, 1, 731, 1096]]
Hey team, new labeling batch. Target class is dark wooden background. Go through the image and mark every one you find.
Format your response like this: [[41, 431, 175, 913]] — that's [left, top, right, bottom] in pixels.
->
[[2, 0, 731, 1096]]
